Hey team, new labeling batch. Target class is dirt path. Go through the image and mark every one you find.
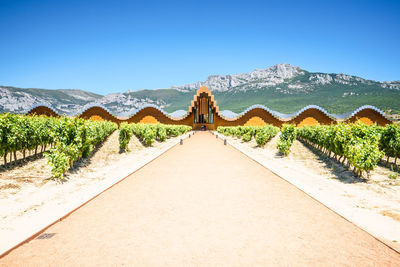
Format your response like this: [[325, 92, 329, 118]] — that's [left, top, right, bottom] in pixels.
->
[[1, 132, 399, 266], [222, 133, 400, 248]]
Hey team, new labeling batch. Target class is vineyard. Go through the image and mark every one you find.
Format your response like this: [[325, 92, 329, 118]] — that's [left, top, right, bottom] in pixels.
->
[[0, 113, 117, 179], [0, 113, 193, 180], [217, 123, 400, 178], [0, 114, 196, 180], [1, 112, 399, 181], [297, 123, 400, 177], [217, 125, 279, 146], [45, 118, 117, 179], [119, 123, 191, 150]]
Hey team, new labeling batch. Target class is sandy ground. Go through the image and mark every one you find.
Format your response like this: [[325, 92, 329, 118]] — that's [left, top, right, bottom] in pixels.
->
[[0, 130, 190, 255], [1, 131, 399, 266], [218, 132, 400, 248]]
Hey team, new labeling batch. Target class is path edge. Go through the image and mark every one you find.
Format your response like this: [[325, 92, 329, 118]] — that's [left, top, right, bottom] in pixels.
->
[[216, 132, 400, 255], [0, 132, 193, 258]]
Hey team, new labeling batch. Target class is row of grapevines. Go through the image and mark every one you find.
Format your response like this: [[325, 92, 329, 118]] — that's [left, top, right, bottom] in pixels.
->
[[0, 113, 117, 179], [255, 126, 280, 146], [297, 123, 383, 177], [45, 118, 117, 179], [277, 124, 297, 156], [119, 123, 191, 149], [217, 125, 279, 146], [379, 124, 400, 165], [0, 113, 57, 164], [217, 125, 257, 140]]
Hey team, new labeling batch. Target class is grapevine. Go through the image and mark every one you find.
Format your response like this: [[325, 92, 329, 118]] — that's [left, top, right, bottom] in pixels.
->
[[277, 124, 297, 156], [297, 123, 384, 178], [217, 125, 279, 146], [0, 113, 117, 179], [118, 123, 191, 150]]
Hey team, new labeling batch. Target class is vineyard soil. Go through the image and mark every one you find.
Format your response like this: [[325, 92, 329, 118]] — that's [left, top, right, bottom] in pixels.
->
[[221, 132, 400, 249], [0, 144, 51, 166]]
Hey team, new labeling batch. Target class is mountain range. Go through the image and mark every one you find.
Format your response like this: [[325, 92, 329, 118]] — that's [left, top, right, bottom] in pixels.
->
[[1, 63, 399, 116]]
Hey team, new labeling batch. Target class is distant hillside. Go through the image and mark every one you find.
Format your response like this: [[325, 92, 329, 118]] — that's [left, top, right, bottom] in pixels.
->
[[1, 64, 399, 115], [0, 86, 102, 115]]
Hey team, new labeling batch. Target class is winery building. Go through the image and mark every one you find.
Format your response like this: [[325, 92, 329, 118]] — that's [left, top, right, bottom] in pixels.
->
[[28, 86, 392, 128]]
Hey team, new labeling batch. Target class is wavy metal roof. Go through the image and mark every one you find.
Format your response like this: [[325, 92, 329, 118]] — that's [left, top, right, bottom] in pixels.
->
[[27, 103, 59, 114], [26, 103, 390, 122], [218, 104, 389, 121]]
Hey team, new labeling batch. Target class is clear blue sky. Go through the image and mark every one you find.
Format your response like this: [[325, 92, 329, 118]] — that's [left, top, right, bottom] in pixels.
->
[[0, 0, 399, 95]]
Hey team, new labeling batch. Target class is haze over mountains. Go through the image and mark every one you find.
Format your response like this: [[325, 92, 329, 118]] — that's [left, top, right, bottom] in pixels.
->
[[1, 64, 399, 116]]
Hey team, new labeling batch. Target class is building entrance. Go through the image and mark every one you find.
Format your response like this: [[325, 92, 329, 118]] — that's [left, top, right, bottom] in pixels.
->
[[189, 86, 218, 130], [194, 93, 214, 124]]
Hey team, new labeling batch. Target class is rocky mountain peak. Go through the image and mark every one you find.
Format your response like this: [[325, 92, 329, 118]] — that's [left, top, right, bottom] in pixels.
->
[[264, 63, 303, 77], [172, 63, 305, 92], [1, 63, 399, 116]]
